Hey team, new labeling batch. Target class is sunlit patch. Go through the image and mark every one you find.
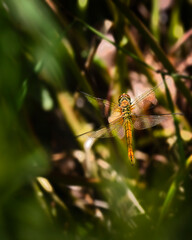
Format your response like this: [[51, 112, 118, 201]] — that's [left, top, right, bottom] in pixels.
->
[[186, 155, 192, 169], [52, 152, 66, 161], [78, 0, 88, 9], [96, 145, 110, 159], [41, 88, 54, 111], [84, 137, 96, 150], [167, 135, 177, 148], [97, 159, 110, 170], [134, 150, 148, 162], [126, 189, 145, 215], [180, 129, 192, 142], [37, 177, 53, 193], [173, 24, 184, 39], [152, 154, 167, 164], [73, 150, 85, 163]]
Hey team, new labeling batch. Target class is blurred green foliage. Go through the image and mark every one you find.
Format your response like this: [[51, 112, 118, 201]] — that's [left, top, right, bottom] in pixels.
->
[[1, 0, 192, 239]]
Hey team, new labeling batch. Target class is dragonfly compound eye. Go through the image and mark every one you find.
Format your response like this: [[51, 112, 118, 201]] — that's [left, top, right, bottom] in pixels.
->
[[118, 93, 131, 104]]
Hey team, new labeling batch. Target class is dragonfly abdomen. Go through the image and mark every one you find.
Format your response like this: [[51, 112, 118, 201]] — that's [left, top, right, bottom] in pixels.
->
[[124, 120, 135, 165]]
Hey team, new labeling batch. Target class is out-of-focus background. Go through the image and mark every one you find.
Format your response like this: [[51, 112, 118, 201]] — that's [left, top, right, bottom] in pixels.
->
[[1, 0, 192, 239]]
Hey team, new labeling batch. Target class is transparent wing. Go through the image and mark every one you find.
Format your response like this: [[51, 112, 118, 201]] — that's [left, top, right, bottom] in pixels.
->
[[133, 113, 181, 130], [131, 81, 164, 114], [78, 117, 125, 139], [81, 92, 122, 117]]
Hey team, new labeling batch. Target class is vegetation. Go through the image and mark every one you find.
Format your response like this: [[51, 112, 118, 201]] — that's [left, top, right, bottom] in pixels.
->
[[1, 0, 192, 239]]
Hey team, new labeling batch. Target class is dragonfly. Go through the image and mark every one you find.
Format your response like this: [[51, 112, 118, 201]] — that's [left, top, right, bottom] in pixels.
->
[[79, 82, 182, 165]]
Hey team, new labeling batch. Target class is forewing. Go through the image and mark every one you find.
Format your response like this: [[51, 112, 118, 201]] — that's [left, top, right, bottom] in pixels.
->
[[131, 81, 163, 114], [133, 113, 179, 130], [82, 92, 121, 118]]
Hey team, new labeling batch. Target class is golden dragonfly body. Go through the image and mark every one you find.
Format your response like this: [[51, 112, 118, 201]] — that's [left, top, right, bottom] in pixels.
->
[[80, 82, 181, 165]]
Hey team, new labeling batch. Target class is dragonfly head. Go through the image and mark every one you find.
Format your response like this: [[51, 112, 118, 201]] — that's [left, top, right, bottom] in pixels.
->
[[118, 93, 131, 106]]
